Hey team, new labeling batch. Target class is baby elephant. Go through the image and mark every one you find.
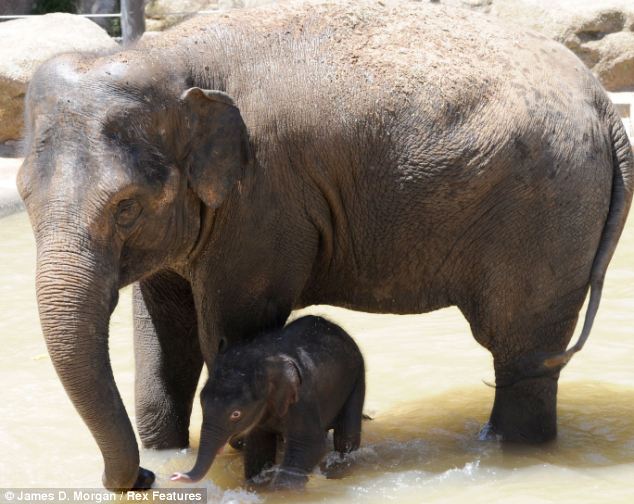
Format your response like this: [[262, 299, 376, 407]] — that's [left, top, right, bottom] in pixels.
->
[[171, 315, 365, 490]]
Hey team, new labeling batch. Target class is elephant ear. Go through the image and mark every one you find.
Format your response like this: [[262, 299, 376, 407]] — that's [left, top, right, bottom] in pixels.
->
[[179, 87, 251, 209], [265, 354, 302, 418]]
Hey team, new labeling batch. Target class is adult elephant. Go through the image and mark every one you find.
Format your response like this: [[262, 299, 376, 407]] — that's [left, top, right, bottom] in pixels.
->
[[18, 0, 632, 491]]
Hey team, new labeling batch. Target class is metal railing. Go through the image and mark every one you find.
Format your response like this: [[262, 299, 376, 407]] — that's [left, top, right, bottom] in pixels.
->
[[0, 11, 134, 42], [0, 13, 120, 18]]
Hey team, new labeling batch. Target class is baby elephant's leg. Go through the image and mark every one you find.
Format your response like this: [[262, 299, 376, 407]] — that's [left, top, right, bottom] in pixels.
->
[[323, 375, 365, 479], [270, 427, 326, 490], [244, 428, 277, 483], [333, 375, 365, 454]]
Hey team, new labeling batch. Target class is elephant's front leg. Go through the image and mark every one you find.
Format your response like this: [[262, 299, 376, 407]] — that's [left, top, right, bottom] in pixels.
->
[[271, 410, 327, 490], [244, 428, 278, 484], [272, 435, 327, 490], [133, 270, 203, 449]]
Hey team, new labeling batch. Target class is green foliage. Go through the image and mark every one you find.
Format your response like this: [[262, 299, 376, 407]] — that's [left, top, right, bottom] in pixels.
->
[[32, 0, 77, 14], [108, 16, 121, 37], [31, 1, 121, 37]]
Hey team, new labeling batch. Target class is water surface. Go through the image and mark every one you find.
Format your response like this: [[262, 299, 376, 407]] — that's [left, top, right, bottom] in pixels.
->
[[2, 211, 634, 503]]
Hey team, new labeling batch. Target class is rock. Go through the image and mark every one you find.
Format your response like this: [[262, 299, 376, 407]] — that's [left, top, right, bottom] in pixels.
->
[[0, 13, 118, 143], [424, 0, 493, 14], [490, 0, 634, 91], [584, 31, 634, 91]]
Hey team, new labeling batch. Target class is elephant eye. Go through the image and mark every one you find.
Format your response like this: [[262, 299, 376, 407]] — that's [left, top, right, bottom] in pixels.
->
[[115, 199, 142, 228], [230, 410, 242, 421]]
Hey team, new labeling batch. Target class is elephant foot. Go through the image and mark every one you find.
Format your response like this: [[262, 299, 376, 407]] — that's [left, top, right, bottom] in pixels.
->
[[246, 468, 276, 490], [267, 468, 308, 491], [488, 376, 558, 443], [103, 466, 155, 492], [320, 452, 355, 479], [132, 467, 156, 490]]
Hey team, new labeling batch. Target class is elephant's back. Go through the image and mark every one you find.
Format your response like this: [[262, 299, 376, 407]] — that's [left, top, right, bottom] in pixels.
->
[[158, 0, 598, 105], [156, 0, 609, 167]]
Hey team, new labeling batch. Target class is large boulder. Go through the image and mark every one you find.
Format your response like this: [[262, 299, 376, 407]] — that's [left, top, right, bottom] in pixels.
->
[[0, 13, 118, 143], [489, 0, 634, 91]]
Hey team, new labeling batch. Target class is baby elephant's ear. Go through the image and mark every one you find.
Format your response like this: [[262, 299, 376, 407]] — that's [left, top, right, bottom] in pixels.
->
[[266, 355, 302, 418], [179, 87, 252, 209]]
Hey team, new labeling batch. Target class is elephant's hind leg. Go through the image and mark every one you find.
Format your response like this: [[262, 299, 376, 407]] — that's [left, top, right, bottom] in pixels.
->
[[472, 307, 583, 443], [324, 374, 366, 479], [133, 270, 203, 449], [486, 374, 559, 443], [333, 375, 365, 454]]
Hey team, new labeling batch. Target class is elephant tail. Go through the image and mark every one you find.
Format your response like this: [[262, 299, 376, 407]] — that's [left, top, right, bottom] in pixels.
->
[[541, 101, 634, 372]]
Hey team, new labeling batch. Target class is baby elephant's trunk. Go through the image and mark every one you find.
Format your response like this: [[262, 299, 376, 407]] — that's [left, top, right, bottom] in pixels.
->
[[171, 427, 228, 483]]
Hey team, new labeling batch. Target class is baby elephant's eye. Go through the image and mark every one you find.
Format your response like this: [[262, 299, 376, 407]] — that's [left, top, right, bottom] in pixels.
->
[[230, 410, 242, 421]]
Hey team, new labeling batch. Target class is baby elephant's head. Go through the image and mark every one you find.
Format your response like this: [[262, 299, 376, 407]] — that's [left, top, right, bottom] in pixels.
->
[[171, 353, 302, 483]]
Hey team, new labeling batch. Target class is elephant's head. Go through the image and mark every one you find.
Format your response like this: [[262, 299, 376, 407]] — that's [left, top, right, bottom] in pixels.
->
[[17, 52, 252, 489], [171, 352, 302, 482]]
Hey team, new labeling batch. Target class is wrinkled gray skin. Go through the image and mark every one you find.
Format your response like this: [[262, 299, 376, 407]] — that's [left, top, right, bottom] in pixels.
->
[[172, 315, 365, 490], [17, 0, 633, 491]]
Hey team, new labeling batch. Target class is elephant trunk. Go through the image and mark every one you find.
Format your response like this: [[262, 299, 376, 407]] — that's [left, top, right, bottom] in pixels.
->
[[172, 424, 228, 483], [36, 234, 139, 490]]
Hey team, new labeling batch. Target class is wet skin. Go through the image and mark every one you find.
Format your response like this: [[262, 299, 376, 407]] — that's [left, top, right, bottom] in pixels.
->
[[171, 316, 366, 490]]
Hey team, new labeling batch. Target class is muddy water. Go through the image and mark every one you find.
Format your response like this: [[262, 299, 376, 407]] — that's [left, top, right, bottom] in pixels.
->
[[2, 209, 634, 503]]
